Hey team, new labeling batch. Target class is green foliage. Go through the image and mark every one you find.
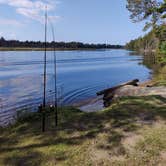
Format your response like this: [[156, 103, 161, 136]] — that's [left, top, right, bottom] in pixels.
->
[[126, 29, 158, 51], [126, 24, 166, 64], [155, 25, 166, 62], [126, 0, 166, 63], [155, 24, 166, 42], [127, 0, 166, 29], [160, 41, 166, 54]]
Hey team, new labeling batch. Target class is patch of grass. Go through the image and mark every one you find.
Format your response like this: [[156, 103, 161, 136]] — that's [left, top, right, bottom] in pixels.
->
[[124, 125, 166, 166], [0, 96, 166, 165]]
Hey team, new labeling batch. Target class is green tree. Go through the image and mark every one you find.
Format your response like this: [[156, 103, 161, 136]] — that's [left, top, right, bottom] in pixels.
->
[[126, 0, 166, 29], [126, 0, 166, 62]]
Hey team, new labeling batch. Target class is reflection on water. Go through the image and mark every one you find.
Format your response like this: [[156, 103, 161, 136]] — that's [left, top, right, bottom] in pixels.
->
[[142, 53, 157, 69], [0, 49, 151, 125], [142, 52, 166, 85]]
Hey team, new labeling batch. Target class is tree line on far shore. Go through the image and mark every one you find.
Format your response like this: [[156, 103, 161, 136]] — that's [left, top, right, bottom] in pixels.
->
[[0, 37, 123, 49]]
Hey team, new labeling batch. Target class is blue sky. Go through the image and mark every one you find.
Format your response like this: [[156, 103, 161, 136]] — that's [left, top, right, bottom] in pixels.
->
[[0, 0, 147, 45]]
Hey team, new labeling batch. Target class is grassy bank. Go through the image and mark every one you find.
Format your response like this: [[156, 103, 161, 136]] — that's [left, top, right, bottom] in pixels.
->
[[1, 96, 166, 166]]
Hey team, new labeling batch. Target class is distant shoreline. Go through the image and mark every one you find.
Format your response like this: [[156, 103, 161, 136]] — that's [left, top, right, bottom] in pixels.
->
[[0, 47, 124, 51]]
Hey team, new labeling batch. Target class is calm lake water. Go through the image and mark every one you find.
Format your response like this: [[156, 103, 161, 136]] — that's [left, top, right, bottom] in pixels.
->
[[0, 49, 151, 125]]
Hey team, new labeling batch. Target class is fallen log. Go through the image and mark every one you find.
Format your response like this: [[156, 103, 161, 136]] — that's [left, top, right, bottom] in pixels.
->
[[103, 101, 111, 107], [103, 93, 114, 101], [97, 79, 139, 96]]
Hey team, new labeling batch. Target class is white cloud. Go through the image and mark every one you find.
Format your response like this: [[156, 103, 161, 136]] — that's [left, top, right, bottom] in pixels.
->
[[16, 8, 40, 21], [0, 0, 58, 23], [7, 0, 33, 8], [0, 0, 54, 10], [0, 18, 23, 26]]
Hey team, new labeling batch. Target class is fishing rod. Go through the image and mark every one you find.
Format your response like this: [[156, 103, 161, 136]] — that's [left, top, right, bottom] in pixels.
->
[[49, 18, 58, 127], [41, 6, 58, 131], [42, 6, 47, 132]]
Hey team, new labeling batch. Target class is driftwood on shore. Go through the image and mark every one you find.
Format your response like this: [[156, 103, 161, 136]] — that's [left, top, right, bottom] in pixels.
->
[[79, 79, 165, 112], [97, 79, 139, 107], [97, 79, 139, 96], [96, 79, 166, 108]]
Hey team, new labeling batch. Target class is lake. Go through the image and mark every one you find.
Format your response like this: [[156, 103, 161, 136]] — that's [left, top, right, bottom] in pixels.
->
[[0, 49, 151, 125]]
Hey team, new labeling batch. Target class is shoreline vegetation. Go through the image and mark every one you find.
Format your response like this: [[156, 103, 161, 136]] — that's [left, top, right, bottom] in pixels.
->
[[0, 37, 124, 51], [0, 47, 123, 51], [126, 24, 166, 64]]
